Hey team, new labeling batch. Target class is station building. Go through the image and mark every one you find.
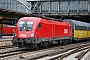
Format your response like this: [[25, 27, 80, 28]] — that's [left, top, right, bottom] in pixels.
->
[[0, 0, 29, 13], [26, 0, 90, 22]]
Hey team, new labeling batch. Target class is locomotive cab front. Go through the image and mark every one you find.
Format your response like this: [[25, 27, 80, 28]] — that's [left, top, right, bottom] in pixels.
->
[[12, 17, 41, 48], [17, 20, 34, 38]]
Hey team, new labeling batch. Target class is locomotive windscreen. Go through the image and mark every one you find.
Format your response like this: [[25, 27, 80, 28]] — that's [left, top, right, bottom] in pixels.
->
[[18, 21, 33, 31]]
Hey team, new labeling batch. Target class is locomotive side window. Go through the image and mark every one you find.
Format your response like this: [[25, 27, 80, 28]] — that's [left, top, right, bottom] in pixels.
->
[[37, 23, 41, 29]]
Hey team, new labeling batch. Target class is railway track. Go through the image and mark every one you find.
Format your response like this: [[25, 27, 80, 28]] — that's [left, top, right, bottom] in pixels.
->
[[28, 44, 90, 60], [0, 41, 90, 60], [0, 37, 14, 49], [0, 45, 17, 49], [0, 47, 27, 60], [0, 39, 12, 47], [47, 47, 90, 60]]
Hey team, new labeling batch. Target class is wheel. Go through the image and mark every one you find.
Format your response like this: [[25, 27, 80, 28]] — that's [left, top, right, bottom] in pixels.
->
[[62, 40, 68, 45], [42, 42, 48, 48]]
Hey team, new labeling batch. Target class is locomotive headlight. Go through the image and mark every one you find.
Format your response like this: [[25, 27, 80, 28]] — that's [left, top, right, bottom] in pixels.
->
[[15, 33, 16, 36], [14, 33, 16, 36], [31, 32, 34, 37]]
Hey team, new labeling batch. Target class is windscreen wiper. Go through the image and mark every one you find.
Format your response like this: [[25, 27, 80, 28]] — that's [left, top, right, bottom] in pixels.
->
[[20, 23, 25, 31]]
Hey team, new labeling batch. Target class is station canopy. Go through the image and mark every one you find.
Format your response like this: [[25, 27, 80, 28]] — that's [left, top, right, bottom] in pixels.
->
[[0, 0, 29, 13]]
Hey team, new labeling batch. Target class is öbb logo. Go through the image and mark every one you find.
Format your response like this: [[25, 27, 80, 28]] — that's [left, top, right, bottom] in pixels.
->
[[64, 29, 68, 33], [20, 34, 26, 36]]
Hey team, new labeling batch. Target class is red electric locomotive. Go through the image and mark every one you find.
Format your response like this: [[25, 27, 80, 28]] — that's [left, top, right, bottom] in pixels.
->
[[12, 17, 72, 48], [2, 25, 15, 36]]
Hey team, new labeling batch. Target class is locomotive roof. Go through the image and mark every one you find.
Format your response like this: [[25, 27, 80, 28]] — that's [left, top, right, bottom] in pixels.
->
[[18, 17, 70, 26], [19, 17, 42, 21]]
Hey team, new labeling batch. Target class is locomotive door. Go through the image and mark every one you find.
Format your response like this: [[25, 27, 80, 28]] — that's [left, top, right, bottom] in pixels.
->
[[52, 22, 55, 39]]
